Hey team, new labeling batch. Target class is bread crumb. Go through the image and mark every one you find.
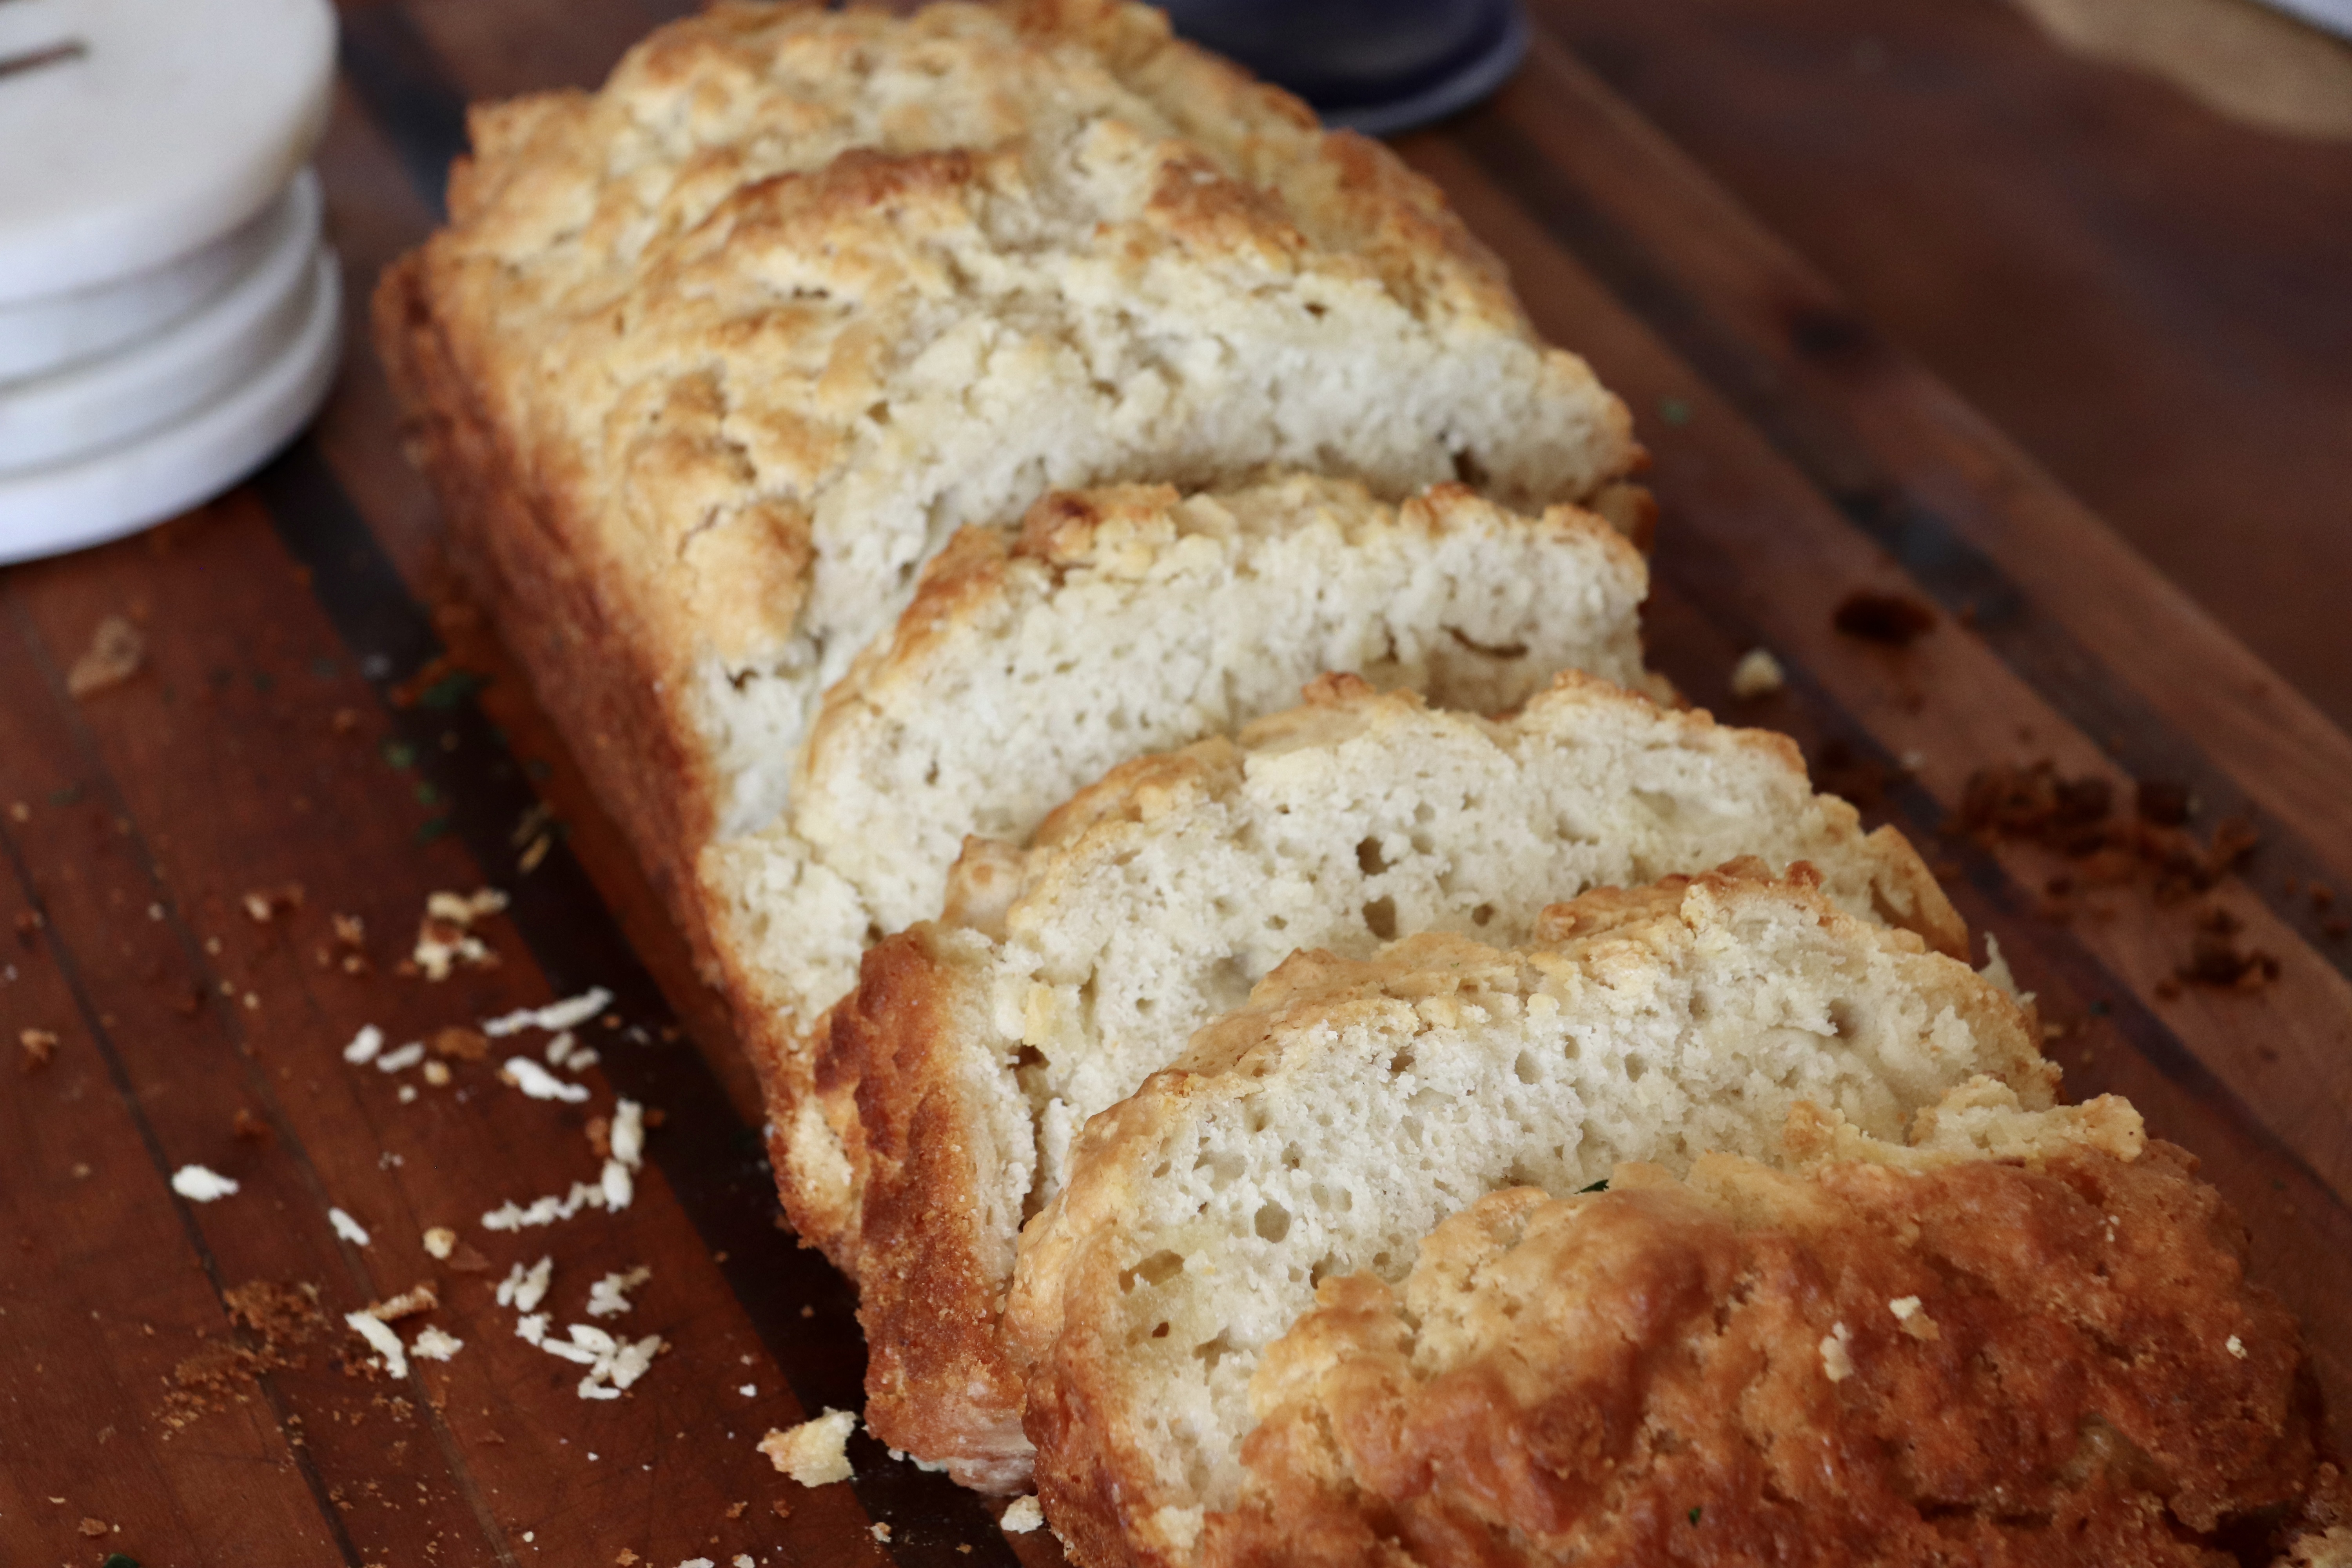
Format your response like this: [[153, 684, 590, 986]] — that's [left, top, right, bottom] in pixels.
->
[[1819, 1321, 1855, 1382], [502, 1056, 590, 1103], [430, 1025, 490, 1062], [2228, 1335, 2248, 1359], [871, 1523, 891, 1543], [725, 1501, 747, 1521], [615, 1552, 639, 1566], [422, 1226, 456, 1260], [422, 1059, 452, 1087], [1728, 648, 1785, 700], [496, 1257, 553, 1313], [412, 889, 506, 980], [1002, 1495, 1045, 1533], [342, 1025, 384, 1065], [171, 1165, 239, 1202], [66, 615, 145, 697], [376, 1041, 426, 1074], [482, 987, 613, 1038], [1888, 1295, 1941, 1341], [19, 1027, 56, 1070], [758, 1409, 857, 1486], [345, 1310, 408, 1377], [410, 1325, 463, 1362], [78, 1516, 109, 1537], [329, 1208, 372, 1247], [365, 1283, 438, 1322], [586, 1266, 652, 1318]]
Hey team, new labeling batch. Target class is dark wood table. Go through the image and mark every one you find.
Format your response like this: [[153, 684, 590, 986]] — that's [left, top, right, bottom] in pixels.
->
[[4, 3, 2347, 1563]]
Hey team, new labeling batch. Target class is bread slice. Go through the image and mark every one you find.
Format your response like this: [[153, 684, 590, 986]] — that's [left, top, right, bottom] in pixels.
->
[[1002, 868, 2055, 1566], [820, 681, 1966, 1489], [375, 0, 1641, 923], [1205, 1085, 2345, 1568], [700, 472, 1652, 1230]]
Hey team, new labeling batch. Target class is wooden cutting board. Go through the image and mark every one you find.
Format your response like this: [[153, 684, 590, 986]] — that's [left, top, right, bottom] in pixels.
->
[[1, 4, 2344, 1564]]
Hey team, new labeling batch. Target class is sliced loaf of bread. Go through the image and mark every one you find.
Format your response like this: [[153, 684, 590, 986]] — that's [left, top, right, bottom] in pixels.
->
[[1205, 1085, 2345, 1568], [1002, 867, 2054, 1566], [701, 473, 1652, 1249], [821, 679, 1965, 1489], [381, 0, 1641, 907]]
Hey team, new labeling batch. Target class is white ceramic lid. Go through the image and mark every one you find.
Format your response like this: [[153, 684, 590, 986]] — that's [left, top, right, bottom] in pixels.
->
[[0, 171, 321, 471], [0, 0, 337, 304], [0, 249, 341, 564]]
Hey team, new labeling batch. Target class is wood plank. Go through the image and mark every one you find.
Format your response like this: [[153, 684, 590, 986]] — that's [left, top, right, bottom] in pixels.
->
[[0, 808, 347, 1566], [1416, 39, 2352, 891], [1525, 0, 2352, 737]]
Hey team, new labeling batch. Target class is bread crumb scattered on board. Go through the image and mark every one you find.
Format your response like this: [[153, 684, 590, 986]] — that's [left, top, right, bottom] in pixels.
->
[[423, 1225, 456, 1259], [19, 1027, 57, 1070], [1002, 1495, 1045, 1533], [66, 615, 145, 698], [329, 1207, 372, 1247], [758, 1408, 857, 1486], [1728, 647, 1784, 699], [170, 1165, 239, 1202]]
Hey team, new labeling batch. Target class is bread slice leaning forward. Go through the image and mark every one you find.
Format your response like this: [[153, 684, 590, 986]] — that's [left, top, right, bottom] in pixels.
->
[[1002, 866, 2056, 1568], [821, 676, 1967, 1490], [700, 473, 1654, 1261], [1204, 1083, 2347, 1568]]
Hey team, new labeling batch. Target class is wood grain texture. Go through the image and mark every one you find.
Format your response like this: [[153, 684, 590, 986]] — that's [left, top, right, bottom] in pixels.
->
[[0, 1, 2343, 1563]]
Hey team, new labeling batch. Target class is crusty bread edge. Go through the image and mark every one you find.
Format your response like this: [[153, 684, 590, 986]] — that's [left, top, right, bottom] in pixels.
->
[[372, 247, 724, 964], [820, 927, 1038, 1493]]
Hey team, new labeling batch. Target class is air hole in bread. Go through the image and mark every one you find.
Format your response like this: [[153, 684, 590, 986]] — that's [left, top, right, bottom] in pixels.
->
[[1362, 897, 1397, 941], [1192, 1332, 1234, 1373], [1356, 837, 1388, 875], [1828, 1000, 1858, 1039], [1451, 448, 1490, 488], [1254, 1202, 1291, 1243], [1472, 902, 1496, 927], [1125, 1250, 1185, 1291], [1387, 1047, 1416, 1078], [1513, 1051, 1541, 1085]]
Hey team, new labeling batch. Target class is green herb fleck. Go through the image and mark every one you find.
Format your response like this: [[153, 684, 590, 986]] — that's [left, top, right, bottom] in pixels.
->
[[1578, 1178, 1609, 1194], [415, 782, 442, 807], [415, 814, 454, 846], [1688, 1506, 1702, 1526], [1659, 396, 1693, 427], [381, 739, 417, 770], [417, 670, 485, 710], [103, 1555, 141, 1568], [46, 784, 82, 807]]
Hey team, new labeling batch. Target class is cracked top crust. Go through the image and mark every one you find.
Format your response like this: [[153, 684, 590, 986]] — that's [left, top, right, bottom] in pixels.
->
[[414, 0, 1637, 839]]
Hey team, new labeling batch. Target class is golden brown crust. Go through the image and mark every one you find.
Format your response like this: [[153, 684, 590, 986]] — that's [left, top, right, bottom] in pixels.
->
[[820, 927, 1036, 1491], [1205, 1137, 2341, 1568], [373, 250, 724, 958]]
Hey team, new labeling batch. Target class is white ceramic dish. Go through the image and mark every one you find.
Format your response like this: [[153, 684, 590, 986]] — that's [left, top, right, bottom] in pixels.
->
[[0, 178, 296, 383], [0, 171, 321, 471], [0, 249, 341, 564], [0, 0, 336, 303]]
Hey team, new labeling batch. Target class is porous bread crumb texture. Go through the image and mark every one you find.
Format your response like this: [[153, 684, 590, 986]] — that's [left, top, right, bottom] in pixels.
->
[[1004, 868, 2054, 1563], [759, 1407, 858, 1487], [817, 680, 1968, 1490], [1202, 1103, 2348, 1568], [394, 0, 1635, 846], [701, 471, 1653, 1049]]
